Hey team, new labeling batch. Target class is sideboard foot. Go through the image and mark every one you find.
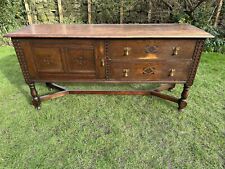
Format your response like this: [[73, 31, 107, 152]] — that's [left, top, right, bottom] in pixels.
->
[[178, 84, 190, 111], [28, 83, 41, 110]]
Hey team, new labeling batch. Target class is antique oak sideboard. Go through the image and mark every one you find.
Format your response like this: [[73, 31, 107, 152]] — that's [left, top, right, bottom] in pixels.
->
[[5, 24, 213, 110]]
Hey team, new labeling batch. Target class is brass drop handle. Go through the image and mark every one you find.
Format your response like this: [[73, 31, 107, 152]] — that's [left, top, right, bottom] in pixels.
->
[[123, 69, 130, 77], [172, 47, 180, 55], [169, 69, 175, 77], [101, 58, 105, 67], [124, 47, 131, 56]]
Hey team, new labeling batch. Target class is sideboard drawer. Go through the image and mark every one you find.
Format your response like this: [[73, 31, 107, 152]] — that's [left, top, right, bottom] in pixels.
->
[[108, 40, 196, 60], [109, 60, 192, 81]]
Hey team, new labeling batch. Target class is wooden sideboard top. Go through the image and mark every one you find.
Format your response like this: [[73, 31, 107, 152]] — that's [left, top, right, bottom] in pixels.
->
[[5, 24, 213, 39]]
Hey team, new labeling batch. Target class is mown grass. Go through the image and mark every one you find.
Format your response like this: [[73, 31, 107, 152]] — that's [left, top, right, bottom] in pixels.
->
[[0, 46, 224, 168]]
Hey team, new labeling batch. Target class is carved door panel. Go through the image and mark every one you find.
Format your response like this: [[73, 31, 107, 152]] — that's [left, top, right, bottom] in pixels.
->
[[64, 47, 96, 79], [32, 47, 64, 73], [64, 40, 105, 79], [65, 48, 95, 73]]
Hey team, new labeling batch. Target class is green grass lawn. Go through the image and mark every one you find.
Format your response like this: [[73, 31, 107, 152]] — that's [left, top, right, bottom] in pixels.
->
[[0, 46, 224, 168]]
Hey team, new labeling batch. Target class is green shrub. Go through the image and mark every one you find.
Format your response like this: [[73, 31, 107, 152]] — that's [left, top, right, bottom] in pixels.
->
[[204, 26, 225, 53], [0, 0, 26, 45], [171, 2, 225, 54]]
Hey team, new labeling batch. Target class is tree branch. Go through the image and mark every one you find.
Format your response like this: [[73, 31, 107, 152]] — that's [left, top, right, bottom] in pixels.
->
[[161, 0, 173, 11], [186, 0, 194, 10], [191, 0, 208, 12], [214, 0, 224, 27]]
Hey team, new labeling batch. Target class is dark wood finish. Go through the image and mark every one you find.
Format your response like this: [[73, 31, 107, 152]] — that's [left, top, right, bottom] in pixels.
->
[[178, 84, 190, 111], [5, 24, 213, 110], [109, 60, 192, 81], [33, 46, 64, 72], [28, 83, 41, 110], [108, 39, 196, 60], [39, 83, 179, 104], [4, 24, 213, 38], [187, 40, 205, 86]]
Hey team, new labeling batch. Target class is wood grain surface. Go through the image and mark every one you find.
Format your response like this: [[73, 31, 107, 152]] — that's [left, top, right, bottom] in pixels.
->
[[5, 24, 214, 38]]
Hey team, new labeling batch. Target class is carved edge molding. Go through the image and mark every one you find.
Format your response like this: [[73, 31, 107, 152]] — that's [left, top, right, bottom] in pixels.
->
[[12, 39, 31, 84], [187, 39, 205, 86], [105, 40, 110, 80]]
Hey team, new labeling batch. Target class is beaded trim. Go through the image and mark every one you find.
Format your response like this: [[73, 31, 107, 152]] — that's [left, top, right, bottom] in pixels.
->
[[187, 40, 205, 86], [12, 39, 31, 84]]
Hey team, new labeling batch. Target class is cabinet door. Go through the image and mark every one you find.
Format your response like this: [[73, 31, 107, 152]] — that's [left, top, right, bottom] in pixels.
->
[[26, 39, 105, 81]]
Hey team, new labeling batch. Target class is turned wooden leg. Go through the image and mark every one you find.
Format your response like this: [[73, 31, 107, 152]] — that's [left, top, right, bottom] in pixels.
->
[[178, 84, 190, 111], [28, 83, 41, 110]]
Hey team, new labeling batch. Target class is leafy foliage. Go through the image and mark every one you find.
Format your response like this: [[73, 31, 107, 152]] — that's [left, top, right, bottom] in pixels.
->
[[204, 26, 225, 53], [0, 0, 26, 45], [91, 0, 120, 23], [166, 0, 225, 53]]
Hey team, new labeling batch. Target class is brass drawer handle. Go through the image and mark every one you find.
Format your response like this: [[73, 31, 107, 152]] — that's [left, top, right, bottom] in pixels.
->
[[101, 58, 105, 67], [143, 67, 155, 75], [123, 69, 130, 77], [124, 47, 131, 56], [172, 47, 180, 55], [169, 69, 175, 77]]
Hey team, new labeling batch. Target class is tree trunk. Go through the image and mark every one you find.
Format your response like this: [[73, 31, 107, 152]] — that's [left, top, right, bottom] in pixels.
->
[[23, 0, 33, 24], [57, 0, 63, 23], [148, 0, 152, 23], [120, 0, 124, 24], [214, 0, 223, 27], [88, 0, 92, 24]]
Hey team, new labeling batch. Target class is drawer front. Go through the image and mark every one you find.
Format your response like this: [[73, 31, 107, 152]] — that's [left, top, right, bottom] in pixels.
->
[[108, 39, 196, 60], [109, 60, 192, 81]]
